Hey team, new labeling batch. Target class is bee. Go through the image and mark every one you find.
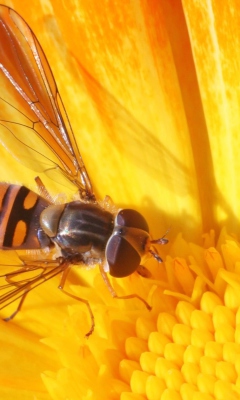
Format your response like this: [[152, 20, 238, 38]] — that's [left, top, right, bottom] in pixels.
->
[[0, 5, 167, 336]]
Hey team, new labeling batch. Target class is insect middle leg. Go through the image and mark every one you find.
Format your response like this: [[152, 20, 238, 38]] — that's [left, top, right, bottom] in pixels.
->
[[99, 263, 152, 310], [58, 266, 95, 338]]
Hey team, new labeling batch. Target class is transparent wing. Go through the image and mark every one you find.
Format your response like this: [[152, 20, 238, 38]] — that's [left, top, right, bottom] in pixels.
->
[[0, 256, 68, 316], [0, 5, 95, 200]]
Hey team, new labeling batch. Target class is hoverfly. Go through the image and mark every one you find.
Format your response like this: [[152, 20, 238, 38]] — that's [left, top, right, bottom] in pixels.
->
[[0, 5, 167, 336]]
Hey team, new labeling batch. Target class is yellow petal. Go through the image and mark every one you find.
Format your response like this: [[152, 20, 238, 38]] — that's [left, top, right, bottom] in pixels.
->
[[0, 1, 240, 400]]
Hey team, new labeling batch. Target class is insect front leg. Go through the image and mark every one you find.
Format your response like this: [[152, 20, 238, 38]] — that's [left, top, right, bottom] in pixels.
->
[[58, 265, 95, 338], [99, 263, 152, 311]]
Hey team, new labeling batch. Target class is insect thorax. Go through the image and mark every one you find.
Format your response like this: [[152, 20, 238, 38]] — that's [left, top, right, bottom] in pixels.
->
[[40, 201, 114, 258]]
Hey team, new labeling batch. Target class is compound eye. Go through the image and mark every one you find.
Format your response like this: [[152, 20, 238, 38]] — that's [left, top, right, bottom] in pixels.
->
[[116, 209, 149, 232], [106, 235, 140, 277]]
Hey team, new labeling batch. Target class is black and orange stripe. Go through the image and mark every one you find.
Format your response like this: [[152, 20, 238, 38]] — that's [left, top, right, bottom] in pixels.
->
[[0, 184, 50, 249]]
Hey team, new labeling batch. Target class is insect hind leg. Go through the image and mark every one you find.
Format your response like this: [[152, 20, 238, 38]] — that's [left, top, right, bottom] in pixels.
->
[[3, 289, 29, 321], [35, 176, 54, 203]]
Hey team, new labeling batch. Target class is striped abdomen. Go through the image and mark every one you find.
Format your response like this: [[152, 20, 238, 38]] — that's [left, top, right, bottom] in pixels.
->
[[0, 184, 50, 249]]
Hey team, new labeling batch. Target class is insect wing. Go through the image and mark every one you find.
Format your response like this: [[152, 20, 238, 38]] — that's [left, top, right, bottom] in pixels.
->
[[0, 256, 67, 316], [0, 5, 94, 199]]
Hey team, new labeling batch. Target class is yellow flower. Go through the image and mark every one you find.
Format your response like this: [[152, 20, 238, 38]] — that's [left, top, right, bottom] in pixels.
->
[[0, 0, 240, 399]]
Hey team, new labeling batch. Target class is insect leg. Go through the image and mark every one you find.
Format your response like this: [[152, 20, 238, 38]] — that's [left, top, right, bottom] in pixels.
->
[[136, 265, 152, 278], [1, 264, 46, 321], [99, 263, 152, 311], [35, 176, 54, 203], [58, 266, 95, 338], [3, 290, 28, 321]]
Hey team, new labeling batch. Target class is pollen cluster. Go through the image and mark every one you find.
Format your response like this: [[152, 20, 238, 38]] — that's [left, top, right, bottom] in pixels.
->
[[119, 230, 240, 399], [41, 230, 240, 400], [121, 298, 240, 399]]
